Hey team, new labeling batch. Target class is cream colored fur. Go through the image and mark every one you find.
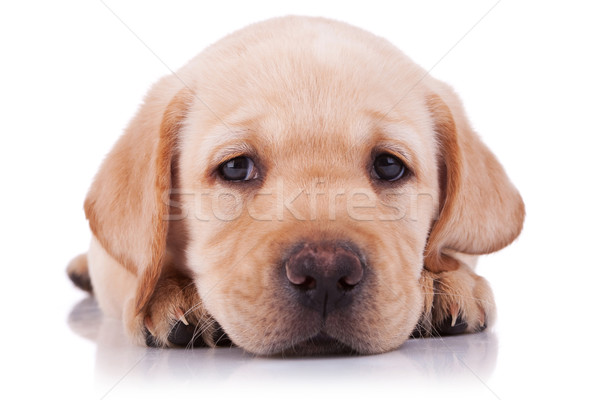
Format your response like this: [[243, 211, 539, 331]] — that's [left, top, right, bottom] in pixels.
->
[[68, 16, 524, 355]]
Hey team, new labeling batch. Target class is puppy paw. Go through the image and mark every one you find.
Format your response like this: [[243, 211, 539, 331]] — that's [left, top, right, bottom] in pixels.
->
[[414, 264, 496, 337], [143, 275, 224, 348]]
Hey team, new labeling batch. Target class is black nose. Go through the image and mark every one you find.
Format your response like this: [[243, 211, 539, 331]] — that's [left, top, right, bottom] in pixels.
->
[[284, 242, 364, 316]]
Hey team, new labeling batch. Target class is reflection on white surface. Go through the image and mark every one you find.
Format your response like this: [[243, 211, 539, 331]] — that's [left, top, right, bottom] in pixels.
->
[[68, 296, 499, 398], [3, 2, 600, 399]]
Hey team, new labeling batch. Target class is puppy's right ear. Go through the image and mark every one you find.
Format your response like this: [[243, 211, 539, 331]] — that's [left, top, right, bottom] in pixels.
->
[[84, 86, 193, 314]]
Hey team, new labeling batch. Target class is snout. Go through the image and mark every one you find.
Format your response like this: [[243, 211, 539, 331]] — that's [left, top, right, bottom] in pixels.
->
[[284, 242, 365, 316], [205, 234, 421, 356]]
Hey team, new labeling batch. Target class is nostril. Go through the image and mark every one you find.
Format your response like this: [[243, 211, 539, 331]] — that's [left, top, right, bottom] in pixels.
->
[[336, 255, 364, 290], [285, 261, 317, 290], [294, 276, 316, 291], [337, 277, 359, 291]]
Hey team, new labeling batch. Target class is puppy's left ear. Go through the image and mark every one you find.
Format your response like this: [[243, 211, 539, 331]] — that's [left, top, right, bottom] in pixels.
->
[[424, 90, 525, 273]]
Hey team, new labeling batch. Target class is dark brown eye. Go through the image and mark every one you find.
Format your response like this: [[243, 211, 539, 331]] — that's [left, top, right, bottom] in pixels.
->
[[373, 154, 406, 181], [219, 156, 257, 181]]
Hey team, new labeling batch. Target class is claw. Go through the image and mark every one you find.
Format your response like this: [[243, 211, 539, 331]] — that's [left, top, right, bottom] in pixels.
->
[[175, 308, 189, 326], [144, 315, 155, 333], [451, 314, 458, 327], [478, 305, 487, 330], [144, 316, 159, 347], [449, 303, 459, 327]]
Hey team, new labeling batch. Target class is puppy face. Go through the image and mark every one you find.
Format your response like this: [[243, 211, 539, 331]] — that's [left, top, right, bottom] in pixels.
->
[[177, 67, 440, 354], [85, 17, 524, 355]]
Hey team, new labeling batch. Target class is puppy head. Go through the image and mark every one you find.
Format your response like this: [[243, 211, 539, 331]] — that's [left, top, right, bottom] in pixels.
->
[[85, 17, 524, 355]]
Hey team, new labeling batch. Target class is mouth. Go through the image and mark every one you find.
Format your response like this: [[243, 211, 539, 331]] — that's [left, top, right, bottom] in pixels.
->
[[278, 331, 356, 357], [210, 322, 355, 356]]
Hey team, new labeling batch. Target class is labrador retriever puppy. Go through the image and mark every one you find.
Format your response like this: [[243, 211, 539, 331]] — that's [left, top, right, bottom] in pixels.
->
[[67, 16, 524, 355]]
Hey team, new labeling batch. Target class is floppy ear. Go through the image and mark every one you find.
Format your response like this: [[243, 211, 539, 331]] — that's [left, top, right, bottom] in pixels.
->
[[424, 92, 525, 273], [84, 86, 193, 313]]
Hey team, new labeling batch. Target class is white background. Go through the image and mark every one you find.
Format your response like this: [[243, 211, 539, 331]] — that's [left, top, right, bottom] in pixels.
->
[[1, 1, 599, 399]]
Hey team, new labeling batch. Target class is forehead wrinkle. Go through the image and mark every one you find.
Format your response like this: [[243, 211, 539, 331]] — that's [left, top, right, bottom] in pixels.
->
[[271, 129, 360, 172], [209, 141, 257, 166], [265, 110, 373, 158], [376, 123, 430, 177], [180, 117, 262, 182], [199, 125, 259, 159]]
